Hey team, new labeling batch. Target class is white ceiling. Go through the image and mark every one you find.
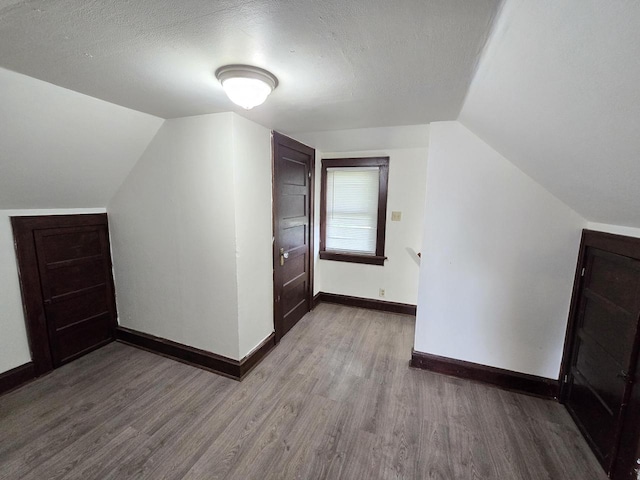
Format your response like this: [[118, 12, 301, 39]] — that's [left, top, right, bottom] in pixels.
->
[[460, 0, 640, 227], [0, 0, 501, 133]]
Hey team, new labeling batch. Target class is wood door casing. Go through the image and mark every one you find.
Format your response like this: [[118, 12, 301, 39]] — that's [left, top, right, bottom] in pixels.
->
[[12, 214, 118, 375], [272, 132, 314, 342], [561, 230, 640, 480]]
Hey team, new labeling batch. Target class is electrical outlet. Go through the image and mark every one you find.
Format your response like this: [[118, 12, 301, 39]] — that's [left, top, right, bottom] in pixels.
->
[[379, 288, 385, 297], [391, 211, 402, 221]]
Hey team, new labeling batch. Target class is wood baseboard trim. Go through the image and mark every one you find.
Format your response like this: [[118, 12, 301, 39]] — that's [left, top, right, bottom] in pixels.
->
[[115, 327, 276, 381], [316, 292, 416, 315], [239, 334, 277, 378], [312, 292, 322, 309], [410, 350, 559, 399], [0, 362, 36, 396]]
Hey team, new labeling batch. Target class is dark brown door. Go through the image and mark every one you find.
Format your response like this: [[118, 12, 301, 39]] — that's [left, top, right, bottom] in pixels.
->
[[12, 214, 118, 374], [272, 132, 314, 342], [564, 246, 640, 474]]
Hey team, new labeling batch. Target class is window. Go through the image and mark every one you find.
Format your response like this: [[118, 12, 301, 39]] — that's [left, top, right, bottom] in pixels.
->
[[320, 157, 389, 265]]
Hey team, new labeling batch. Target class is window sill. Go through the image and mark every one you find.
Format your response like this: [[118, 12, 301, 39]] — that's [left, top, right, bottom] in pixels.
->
[[319, 251, 386, 266]]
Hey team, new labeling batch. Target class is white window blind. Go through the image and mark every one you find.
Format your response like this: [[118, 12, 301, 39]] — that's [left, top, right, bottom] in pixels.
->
[[325, 166, 379, 255]]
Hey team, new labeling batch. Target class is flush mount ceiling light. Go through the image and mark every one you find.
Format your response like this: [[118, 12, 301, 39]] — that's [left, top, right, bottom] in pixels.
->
[[215, 64, 278, 110]]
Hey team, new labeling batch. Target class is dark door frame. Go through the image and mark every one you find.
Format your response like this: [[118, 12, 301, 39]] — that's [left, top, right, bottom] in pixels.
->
[[271, 131, 315, 343], [560, 228, 640, 478], [11, 213, 118, 376]]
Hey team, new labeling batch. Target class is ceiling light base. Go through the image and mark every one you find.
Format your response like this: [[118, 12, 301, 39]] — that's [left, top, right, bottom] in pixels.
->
[[215, 64, 278, 110]]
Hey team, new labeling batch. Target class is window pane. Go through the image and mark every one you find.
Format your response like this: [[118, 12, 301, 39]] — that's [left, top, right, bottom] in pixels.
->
[[326, 167, 379, 254]]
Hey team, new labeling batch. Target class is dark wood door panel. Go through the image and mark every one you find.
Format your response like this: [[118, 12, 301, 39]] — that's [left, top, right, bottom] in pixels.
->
[[566, 246, 640, 470], [613, 353, 640, 478], [282, 254, 307, 286], [37, 228, 103, 263], [280, 148, 311, 186], [280, 194, 307, 220], [11, 214, 118, 374], [581, 295, 636, 366], [281, 287, 309, 338], [273, 132, 314, 343], [35, 224, 115, 367], [562, 234, 640, 479], [44, 260, 107, 298], [280, 223, 307, 251], [55, 312, 112, 364], [574, 333, 626, 412], [46, 285, 109, 330], [287, 244, 308, 257], [589, 249, 640, 312], [282, 277, 307, 315], [280, 164, 308, 188], [568, 375, 618, 464]]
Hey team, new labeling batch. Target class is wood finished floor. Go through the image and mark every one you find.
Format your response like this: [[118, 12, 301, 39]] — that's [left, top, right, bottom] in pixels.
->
[[0, 303, 606, 480]]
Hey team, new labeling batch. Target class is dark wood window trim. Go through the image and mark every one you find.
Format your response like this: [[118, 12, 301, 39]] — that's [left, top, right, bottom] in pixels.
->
[[320, 157, 389, 266]]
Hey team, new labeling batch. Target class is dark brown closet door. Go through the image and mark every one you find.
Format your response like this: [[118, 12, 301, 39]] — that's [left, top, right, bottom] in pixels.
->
[[272, 132, 314, 342], [12, 214, 117, 374], [565, 245, 640, 474]]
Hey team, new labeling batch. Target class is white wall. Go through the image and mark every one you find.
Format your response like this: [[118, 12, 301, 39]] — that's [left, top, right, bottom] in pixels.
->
[[231, 115, 275, 358], [109, 113, 241, 359], [293, 125, 429, 305], [0, 67, 163, 209], [108, 112, 274, 361], [415, 122, 585, 379], [295, 125, 433, 152], [0, 208, 106, 374], [316, 148, 427, 304], [459, 0, 640, 227]]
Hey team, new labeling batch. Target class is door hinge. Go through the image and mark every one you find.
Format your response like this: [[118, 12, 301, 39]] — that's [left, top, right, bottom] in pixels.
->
[[308, 171, 311, 179], [581, 267, 585, 277], [563, 374, 569, 384], [276, 295, 280, 303]]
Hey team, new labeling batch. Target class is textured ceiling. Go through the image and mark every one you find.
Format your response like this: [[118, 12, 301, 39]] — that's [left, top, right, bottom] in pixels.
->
[[460, 0, 640, 227], [0, 0, 500, 132]]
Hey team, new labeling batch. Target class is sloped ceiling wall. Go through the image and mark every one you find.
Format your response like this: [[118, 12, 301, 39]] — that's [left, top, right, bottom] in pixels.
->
[[0, 67, 163, 209], [459, 0, 640, 227], [3, 0, 638, 224]]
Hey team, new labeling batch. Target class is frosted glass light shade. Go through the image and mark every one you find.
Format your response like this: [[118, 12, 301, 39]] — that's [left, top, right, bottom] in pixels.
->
[[221, 77, 272, 109], [215, 65, 278, 110]]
